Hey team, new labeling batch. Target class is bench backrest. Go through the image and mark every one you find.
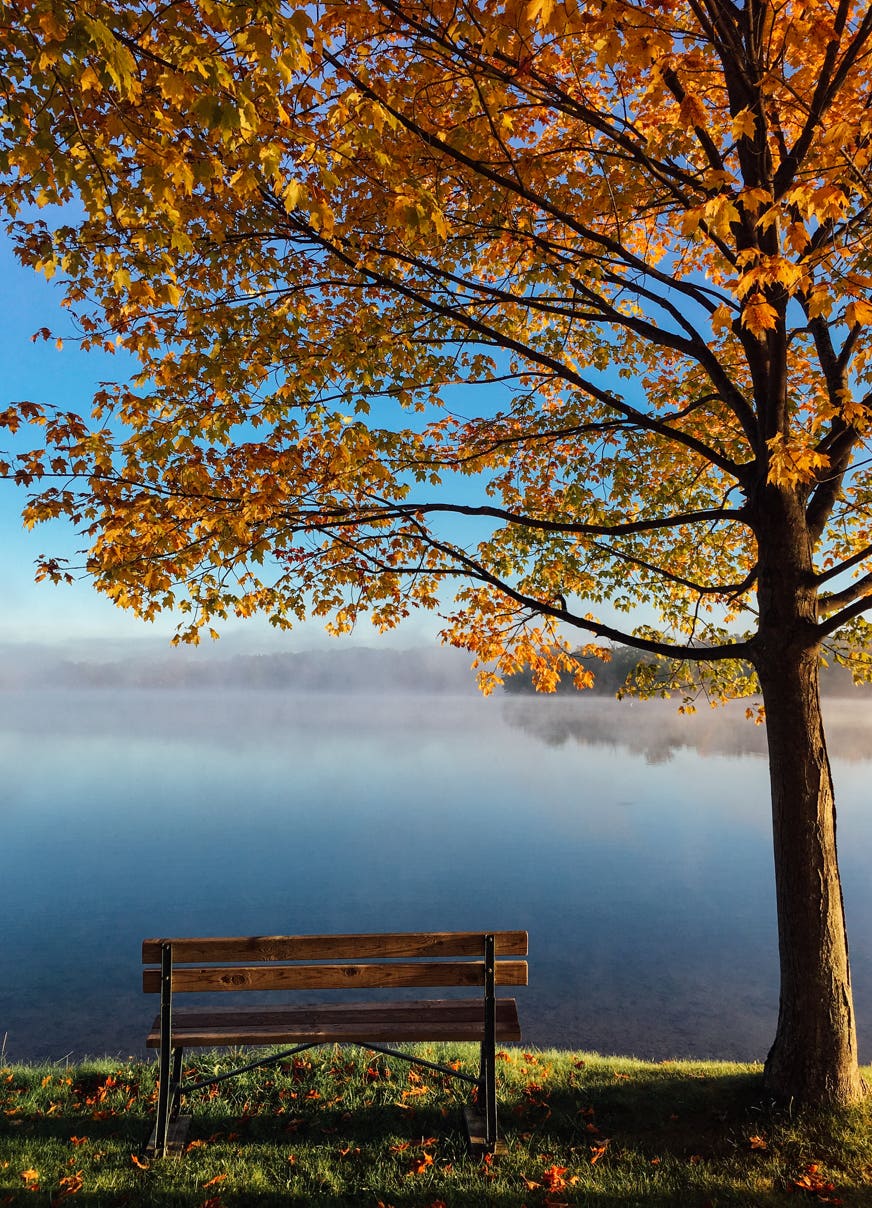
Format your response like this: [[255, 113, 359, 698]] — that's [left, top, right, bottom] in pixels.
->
[[142, 931, 528, 994]]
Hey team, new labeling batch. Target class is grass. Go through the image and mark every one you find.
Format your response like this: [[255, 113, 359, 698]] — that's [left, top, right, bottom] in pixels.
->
[[1, 1046, 870, 1206]]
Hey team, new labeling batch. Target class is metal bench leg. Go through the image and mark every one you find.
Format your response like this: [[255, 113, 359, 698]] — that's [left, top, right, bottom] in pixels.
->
[[482, 933, 497, 1150], [170, 1045, 184, 1120], [155, 943, 173, 1157]]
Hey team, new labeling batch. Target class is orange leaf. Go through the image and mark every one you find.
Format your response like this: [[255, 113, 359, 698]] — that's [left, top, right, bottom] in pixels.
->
[[542, 1164, 568, 1190], [50, 1172, 84, 1202], [590, 1143, 609, 1164], [741, 292, 778, 338], [130, 1155, 149, 1170], [202, 1173, 227, 1188], [408, 1152, 434, 1176], [748, 1134, 768, 1150]]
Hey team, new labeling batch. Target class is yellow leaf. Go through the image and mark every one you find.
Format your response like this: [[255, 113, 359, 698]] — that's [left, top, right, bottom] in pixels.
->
[[731, 108, 756, 141], [679, 94, 708, 129], [785, 222, 809, 255], [526, 0, 556, 25], [807, 288, 832, 319], [845, 299, 872, 327], [680, 206, 704, 238], [767, 435, 829, 488], [741, 293, 778, 338], [711, 304, 734, 335], [283, 180, 306, 211]]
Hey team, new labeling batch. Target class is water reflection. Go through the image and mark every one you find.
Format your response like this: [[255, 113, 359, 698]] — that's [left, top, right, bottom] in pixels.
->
[[503, 695, 872, 762], [1, 690, 869, 1065]]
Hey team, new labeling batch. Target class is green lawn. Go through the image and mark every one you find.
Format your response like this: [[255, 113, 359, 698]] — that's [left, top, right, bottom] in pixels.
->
[[1, 1046, 869, 1205]]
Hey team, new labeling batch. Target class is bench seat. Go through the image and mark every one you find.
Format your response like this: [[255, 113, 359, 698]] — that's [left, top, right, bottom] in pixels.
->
[[147, 998, 522, 1048]]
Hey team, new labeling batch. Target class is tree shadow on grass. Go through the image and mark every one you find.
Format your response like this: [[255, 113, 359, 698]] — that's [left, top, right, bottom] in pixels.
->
[[1, 1065, 866, 1207]]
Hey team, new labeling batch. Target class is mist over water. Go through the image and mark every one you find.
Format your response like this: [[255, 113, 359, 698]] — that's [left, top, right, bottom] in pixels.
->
[[2, 686, 870, 1064]]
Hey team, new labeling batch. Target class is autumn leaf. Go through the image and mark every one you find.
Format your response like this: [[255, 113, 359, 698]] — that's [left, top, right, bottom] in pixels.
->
[[541, 1164, 571, 1190], [741, 292, 779, 338], [731, 108, 756, 141], [50, 1172, 84, 1203], [130, 1155, 149, 1170], [748, 1134, 768, 1150], [790, 1163, 840, 1197], [845, 299, 872, 327], [202, 1173, 227, 1187], [408, 1152, 434, 1175]]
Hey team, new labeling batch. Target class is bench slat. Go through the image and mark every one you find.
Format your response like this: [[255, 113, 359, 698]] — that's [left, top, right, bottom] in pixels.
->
[[143, 960, 528, 994], [142, 931, 527, 965], [146, 998, 521, 1047]]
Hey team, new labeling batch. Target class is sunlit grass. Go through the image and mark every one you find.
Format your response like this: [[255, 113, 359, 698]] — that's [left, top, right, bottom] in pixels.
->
[[1, 1046, 870, 1205]]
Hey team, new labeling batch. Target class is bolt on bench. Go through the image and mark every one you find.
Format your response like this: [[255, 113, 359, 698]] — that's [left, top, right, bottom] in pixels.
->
[[142, 930, 527, 1156]]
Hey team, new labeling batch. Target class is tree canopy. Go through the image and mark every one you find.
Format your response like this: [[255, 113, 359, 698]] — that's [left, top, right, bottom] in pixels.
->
[[2, 0, 872, 1103], [2, 0, 870, 688]]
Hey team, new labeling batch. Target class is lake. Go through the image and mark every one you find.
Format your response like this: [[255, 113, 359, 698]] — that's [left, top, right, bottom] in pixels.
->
[[2, 689, 870, 1064]]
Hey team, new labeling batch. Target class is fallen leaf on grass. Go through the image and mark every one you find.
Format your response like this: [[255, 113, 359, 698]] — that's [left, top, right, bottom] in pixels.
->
[[50, 1172, 83, 1203], [790, 1162, 842, 1202], [590, 1143, 609, 1165], [130, 1155, 149, 1170], [408, 1152, 434, 1175], [542, 1164, 579, 1190], [69, 1137, 88, 1147], [749, 1134, 768, 1150], [20, 1169, 40, 1186], [202, 1173, 227, 1188]]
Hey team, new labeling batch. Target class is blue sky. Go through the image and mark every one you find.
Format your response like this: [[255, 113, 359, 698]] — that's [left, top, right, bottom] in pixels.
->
[[0, 237, 150, 645], [0, 237, 444, 652]]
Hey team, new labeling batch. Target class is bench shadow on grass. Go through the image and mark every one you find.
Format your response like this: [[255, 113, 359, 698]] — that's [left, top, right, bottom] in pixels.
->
[[1, 1068, 853, 1207]]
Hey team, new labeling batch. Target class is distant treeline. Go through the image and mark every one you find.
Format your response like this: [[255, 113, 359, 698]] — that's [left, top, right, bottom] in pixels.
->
[[502, 645, 872, 698], [0, 645, 476, 694]]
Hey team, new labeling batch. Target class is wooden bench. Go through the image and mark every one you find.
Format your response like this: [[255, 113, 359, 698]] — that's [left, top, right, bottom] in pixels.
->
[[142, 930, 527, 1156]]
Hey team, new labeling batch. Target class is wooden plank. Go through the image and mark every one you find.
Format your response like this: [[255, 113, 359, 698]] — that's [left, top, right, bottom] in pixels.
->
[[143, 960, 527, 994], [142, 930, 528, 965], [146, 999, 518, 1031], [146, 998, 521, 1047]]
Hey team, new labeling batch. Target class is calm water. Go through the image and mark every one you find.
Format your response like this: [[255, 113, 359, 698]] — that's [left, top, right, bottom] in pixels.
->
[[2, 690, 870, 1064]]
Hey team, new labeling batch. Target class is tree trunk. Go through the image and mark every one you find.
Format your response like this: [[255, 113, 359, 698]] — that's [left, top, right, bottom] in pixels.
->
[[756, 642, 865, 1104]]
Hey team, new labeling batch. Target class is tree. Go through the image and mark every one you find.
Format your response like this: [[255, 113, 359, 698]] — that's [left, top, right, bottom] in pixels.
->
[[2, 0, 871, 1104]]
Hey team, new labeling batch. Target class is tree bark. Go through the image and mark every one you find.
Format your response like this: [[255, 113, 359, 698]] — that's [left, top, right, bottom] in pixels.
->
[[754, 511, 865, 1102]]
